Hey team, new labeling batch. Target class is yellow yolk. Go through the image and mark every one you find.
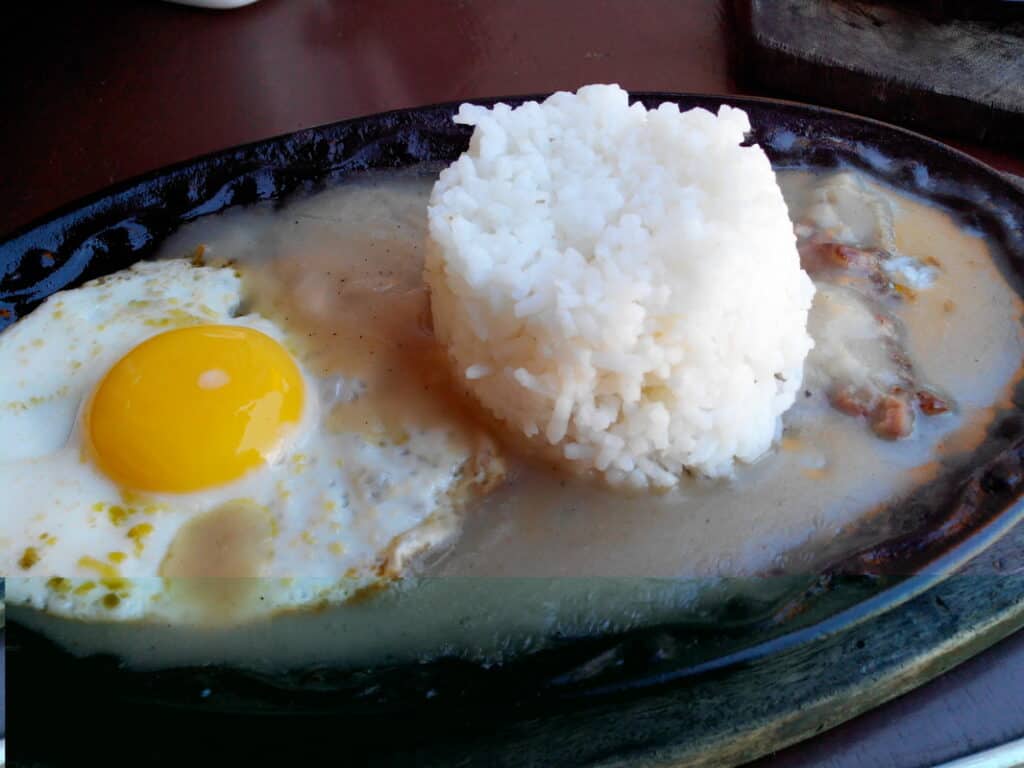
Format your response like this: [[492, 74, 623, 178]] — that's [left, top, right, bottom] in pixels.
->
[[88, 325, 304, 493]]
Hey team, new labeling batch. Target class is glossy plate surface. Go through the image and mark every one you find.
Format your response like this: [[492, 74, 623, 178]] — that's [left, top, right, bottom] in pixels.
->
[[3, 94, 1024, 767]]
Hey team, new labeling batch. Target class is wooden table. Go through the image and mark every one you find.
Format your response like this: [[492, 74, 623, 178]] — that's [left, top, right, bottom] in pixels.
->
[[2, 1, 1022, 765]]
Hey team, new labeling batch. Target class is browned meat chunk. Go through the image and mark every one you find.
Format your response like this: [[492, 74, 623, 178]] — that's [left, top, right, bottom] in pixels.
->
[[829, 384, 874, 418], [799, 239, 895, 298], [797, 171, 952, 441], [916, 389, 951, 416], [807, 284, 952, 441], [870, 394, 915, 440], [828, 385, 914, 440]]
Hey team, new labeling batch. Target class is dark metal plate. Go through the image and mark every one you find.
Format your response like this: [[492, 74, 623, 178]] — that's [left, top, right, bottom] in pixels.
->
[[3, 93, 1024, 767]]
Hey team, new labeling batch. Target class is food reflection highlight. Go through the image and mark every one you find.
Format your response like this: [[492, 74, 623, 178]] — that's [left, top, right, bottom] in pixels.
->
[[88, 324, 306, 493]]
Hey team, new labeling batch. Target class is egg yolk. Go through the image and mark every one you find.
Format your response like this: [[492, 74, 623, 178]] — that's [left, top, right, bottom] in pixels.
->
[[88, 325, 304, 493]]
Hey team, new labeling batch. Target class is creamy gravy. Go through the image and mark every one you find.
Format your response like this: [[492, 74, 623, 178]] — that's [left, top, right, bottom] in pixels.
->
[[220, 169, 1021, 580], [11, 167, 1024, 669]]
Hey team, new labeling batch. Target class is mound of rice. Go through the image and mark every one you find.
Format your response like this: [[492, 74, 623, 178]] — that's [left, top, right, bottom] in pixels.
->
[[426, 84, 815, 488]]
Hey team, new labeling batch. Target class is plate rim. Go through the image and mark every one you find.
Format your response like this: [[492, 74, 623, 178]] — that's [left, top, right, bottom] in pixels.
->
[[3, 90, 1024, 767]]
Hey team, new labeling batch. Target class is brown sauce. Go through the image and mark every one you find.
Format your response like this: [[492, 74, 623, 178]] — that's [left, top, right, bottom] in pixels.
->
[[158, 499, 276, 624], [160, 499, 274, 579]]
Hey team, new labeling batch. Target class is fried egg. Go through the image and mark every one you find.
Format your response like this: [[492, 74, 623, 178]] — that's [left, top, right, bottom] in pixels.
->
[[3, 260, 503, 625]]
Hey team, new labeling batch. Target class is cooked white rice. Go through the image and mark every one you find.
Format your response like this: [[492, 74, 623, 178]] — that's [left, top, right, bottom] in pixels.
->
[[425, 84, 815, 487]]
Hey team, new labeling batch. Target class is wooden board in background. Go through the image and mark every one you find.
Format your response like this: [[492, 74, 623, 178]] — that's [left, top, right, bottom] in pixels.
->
[[734, 0, 1024, 149]]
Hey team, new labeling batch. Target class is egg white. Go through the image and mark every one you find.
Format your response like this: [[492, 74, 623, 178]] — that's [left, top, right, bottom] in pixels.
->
[[2, 260, 494, 624]]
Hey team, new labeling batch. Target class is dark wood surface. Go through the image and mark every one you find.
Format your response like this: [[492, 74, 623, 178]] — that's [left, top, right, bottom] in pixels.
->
[[735, 0, 1024, 150], [750, 631, 1024, 768], [2, 1, 1023, 765]]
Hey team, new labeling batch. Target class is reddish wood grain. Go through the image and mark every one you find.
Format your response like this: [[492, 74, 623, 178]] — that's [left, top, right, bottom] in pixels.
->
[[0, 0, 731, 237]]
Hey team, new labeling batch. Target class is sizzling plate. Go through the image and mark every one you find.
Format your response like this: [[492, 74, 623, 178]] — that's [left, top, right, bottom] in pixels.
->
[[3, 94, 1024, 767]]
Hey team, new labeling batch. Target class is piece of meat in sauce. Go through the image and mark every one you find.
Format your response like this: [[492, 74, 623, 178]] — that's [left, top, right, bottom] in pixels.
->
[[797, 171, 937, 296], [804, 284, 950, 440], [796, 173, 950, 440], [799, 238, 897, 298]]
